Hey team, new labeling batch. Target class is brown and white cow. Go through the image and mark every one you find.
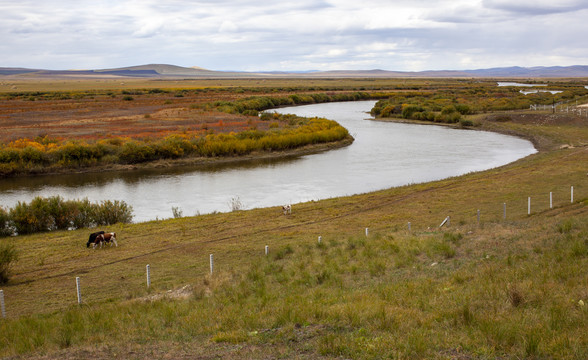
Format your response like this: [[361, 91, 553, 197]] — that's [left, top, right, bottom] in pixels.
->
[[90, 232, 118, 249]]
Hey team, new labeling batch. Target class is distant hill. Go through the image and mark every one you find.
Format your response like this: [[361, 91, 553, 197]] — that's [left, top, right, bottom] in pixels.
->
[[2, 64, 588, 78]]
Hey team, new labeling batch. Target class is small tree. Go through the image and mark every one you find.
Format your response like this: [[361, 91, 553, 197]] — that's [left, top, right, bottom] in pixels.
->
[[172, 206, 183, 218], [0, 207, 12, 237], [0, 242, 18, 284], [229, 196, 243, 211]]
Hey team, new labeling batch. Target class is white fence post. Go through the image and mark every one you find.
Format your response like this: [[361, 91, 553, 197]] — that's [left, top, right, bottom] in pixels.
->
[[0, 290, 5, 318], [503, 203, 507, 220], [550, 192, 553, 209], [318, 236, 322, 244], [528, 197, 531, 215], [439, 216, 449, 228], [571, 186, 574, 203], [76, 277, 82, 305], [265, 245, 269, 255], [209, 254, 214, 275], [146, 264, 151, 288], [365, 227, 369, 237]]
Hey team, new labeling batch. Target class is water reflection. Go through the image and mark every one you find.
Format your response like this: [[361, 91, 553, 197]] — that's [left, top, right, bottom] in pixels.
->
[[0, 155, 302, 192]]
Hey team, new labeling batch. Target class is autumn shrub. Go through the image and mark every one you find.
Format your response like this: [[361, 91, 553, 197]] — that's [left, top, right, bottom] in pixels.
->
[[45, 196, 78, 230], [455, 104, 473, 115], [0, 242, 18, 284], [0, 207, 12, 237], [119, 141, 157, 163], [459, 118, 475, 127], [9, 197, 54, 234], [154, 136, 193, 159], [402, 105, 426, 119], [4, 197, 133, 236], [0, 148, 20, 163], [70, 198, 96, 229], [55, 142, 103, 167], [93, 200, 133, 225], [20, 146, 48, 165]]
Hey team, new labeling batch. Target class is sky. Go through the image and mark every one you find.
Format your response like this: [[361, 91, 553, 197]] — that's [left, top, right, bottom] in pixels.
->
[[1, 0, 588, 72]]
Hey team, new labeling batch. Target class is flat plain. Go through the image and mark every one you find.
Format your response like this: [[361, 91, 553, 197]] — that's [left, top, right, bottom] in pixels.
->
[[0, 77, 587, 359]]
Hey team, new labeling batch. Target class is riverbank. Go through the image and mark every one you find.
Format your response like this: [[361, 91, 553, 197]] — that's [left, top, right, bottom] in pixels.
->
[[0, 136, 354, 178], [372, 108, 588, 152]]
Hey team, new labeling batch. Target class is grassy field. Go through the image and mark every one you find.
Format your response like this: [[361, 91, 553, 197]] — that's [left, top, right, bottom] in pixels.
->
[[0, 80, 587, 359]]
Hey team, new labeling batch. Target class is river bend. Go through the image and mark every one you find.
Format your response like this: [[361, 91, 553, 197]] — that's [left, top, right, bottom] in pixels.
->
[[0, 101, 536, 222]]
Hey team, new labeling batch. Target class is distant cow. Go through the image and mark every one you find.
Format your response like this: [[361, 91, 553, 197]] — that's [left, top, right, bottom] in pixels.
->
[[282, 204, 292, 215], [92, 232, 118, 249], [87, 231, 105, 248]]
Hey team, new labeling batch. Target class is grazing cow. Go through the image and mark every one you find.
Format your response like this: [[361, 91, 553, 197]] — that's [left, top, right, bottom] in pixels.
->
[[101, 232, 118, 247], [87, 231, 105, 248], [282, 204, 292, 215], [88, 231, 118, 249]]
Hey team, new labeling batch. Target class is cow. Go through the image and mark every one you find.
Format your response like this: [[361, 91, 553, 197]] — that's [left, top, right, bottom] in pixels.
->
[[100, 232, 118, 247], [87, 231, 118, 249], [87, 231, 105, 248], [93, 232, 118, 249], [282, 204, 292, 215]]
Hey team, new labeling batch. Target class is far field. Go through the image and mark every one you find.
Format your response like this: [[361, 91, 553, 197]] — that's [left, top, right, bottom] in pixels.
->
[[0, 77, 587, 359]]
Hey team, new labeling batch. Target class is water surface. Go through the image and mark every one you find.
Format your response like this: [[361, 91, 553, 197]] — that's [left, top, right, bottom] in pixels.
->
[[0, 101, 536, 222]]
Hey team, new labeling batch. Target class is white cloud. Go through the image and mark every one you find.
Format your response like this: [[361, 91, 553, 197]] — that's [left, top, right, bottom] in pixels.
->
[[1, 0, 588, 71]]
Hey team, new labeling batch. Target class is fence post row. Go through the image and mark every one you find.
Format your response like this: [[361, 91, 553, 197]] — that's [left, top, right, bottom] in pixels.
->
[[10, 185, 581, 313]]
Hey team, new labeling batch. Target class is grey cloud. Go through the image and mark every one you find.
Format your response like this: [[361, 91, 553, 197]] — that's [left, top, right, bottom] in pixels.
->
[[483, 0, 588, 15]]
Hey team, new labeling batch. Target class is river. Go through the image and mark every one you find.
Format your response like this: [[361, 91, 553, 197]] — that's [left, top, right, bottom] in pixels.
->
[[0, 101, 536, 222]]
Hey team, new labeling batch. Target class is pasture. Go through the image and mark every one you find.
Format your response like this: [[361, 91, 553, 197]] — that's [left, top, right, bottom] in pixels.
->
[[0, 78, 587, 358]]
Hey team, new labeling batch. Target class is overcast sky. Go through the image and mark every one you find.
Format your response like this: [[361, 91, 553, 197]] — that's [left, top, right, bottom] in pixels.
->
[[2, 0, 588, 72]]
